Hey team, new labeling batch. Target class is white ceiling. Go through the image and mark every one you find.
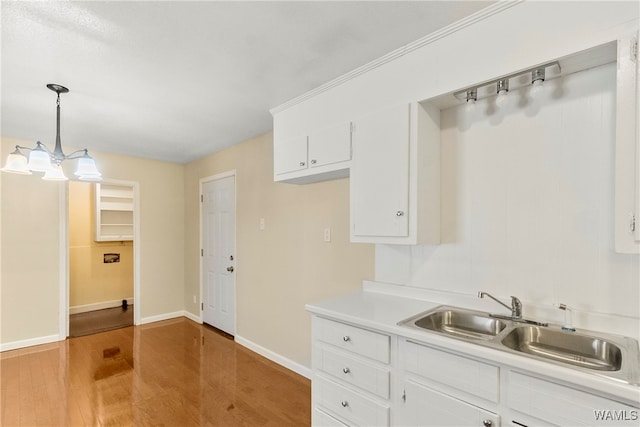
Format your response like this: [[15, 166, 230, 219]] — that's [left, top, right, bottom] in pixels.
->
[[2, 1, 492, 164]]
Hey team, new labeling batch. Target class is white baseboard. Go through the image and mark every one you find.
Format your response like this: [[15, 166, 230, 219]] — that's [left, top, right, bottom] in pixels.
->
[[235, 335, 312, 380], [183, 310, 202, 324], [139, 310, 185, 325], [0, 334, 62, 352], [70, 297, 134, 315]]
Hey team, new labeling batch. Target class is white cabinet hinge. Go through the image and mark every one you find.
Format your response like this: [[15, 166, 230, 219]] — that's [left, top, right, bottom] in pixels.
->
[[350, 122, 355, 133], [631, 213, 637, 233], [201, 249, 204, 256], [402, 389, 406, 403], [631, 38, 638, 62], [201, 194, 203, 203]]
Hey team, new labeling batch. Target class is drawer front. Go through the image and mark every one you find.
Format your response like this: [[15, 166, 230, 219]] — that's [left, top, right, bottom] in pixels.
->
[[315, 375, 390, 426], [316, 346, 390, 399], [508, 371, 640, 426], [403, 340, 499, 403], [315, 317, 390, 363], [313, 408, 349, 427]]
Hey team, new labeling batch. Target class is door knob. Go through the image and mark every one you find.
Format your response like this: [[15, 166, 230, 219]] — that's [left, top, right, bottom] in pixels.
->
[[226, 266, 234, 272]]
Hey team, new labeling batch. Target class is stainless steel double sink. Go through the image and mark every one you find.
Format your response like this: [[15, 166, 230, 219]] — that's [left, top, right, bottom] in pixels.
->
[[398, 306, 640, 385]]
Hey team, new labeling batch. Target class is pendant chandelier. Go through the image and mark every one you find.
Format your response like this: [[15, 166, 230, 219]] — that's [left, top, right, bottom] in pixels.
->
[[1, 84, 101, 181]]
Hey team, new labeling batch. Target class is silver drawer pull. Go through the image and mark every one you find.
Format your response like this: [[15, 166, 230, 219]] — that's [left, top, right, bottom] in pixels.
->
[[396, 210, 405, 216], [341, 401, 349, 408], [482, 420, 492, 427], [342, 367, 350, 374], [342, 335, 350, 342], [310, 159, 317, 164]]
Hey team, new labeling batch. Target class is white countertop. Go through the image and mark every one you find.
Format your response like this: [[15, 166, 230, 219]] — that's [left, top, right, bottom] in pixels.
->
[[306, 289, 640, 406]]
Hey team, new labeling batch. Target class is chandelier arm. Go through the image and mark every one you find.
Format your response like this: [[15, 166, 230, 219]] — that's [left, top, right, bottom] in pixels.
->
[[36, 142, 54, 156], [65, 149, 89, 160]]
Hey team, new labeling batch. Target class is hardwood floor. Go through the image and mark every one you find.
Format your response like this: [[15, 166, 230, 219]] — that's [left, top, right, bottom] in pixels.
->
[[0, 318, 311, 426], [69, 306, 134, 337]]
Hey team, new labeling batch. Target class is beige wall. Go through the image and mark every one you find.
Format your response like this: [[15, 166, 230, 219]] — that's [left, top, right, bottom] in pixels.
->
[[184, 132, 374, 367], [1, 136, 185, 346], [1, 138, 61, 343], [68, 181, 133, 308]]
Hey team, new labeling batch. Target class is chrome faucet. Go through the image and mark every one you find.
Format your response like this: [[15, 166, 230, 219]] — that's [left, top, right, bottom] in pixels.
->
[[478, 291, 522, 319]]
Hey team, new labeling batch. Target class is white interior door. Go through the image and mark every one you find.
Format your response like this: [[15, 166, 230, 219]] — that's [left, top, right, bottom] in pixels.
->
[[201, 174, 236, 335]]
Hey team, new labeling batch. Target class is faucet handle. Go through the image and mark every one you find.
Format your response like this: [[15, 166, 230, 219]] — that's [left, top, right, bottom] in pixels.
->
[[510, 296, 523, 319]]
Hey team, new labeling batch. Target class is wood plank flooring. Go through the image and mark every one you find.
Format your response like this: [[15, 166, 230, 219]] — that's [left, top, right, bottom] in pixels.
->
[[69, 306, 134, 337], [0, 318, 311, 426]]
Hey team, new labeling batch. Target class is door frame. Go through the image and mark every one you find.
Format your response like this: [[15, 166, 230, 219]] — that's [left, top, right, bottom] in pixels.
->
[[59, 178, 141, 338], [199, 170, 237, 331]]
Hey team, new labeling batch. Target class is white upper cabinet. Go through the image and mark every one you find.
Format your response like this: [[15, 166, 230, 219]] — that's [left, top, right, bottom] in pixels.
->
[[273, 134, 308, 176], [351, 103, 410, 239], [350, 102, 440, 245], [273, 121, 352, 184], [614, 33, 640, 253], [308, 122, 352, 170]]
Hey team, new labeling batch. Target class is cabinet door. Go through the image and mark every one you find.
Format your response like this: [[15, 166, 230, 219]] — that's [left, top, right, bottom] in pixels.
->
[[401, 380, 500, 427], [351, 103, 410, 238], [274, 134, 308, 175], [308, 122, 352, 168], [614, 34, 640, 253]]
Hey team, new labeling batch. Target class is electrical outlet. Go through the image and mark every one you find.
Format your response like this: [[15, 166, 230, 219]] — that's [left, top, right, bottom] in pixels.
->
[[193, 295, 196, 304], [323, 227, 331, 242], [259, 218, 265, 230]]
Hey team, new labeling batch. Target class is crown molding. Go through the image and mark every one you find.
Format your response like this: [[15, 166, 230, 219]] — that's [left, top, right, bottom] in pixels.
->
[[270, 0, 524, 115]]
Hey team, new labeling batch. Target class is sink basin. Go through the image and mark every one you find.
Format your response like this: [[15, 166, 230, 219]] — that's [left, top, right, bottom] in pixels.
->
[[411, 307, 508, 340], [501, 326, 623, 371], [399, 305, 638, 384]]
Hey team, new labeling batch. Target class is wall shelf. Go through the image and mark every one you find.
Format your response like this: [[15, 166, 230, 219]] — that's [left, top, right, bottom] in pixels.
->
[[95, 183, 135, 242]]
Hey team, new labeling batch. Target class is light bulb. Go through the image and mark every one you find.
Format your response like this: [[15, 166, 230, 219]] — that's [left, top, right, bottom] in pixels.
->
[[530, 78, 545, 98], [464, 89, 477, 112], [465, 98, 476, 113], [496, 89, 509, 107], [495, 79, 509, 107]]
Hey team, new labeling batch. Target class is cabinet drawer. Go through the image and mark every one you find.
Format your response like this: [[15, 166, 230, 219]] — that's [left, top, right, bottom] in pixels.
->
[[315, 317, 390, 363], [316, 346, 390, 399], [403, 340, 499, 403], [313, 408, 349, 427], [508, 371, 639, 426], [315, 375, 390, 426]]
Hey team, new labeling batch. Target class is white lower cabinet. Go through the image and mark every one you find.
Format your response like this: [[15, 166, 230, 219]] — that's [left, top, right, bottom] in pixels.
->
[[310, 315, 639, 427], [401, 380, 500, 427], [313, 408, 349, 427], [507, 370, 639, 427], [314, 375, 390, 426], [398, 339, 500, 427], [312, 316, 392, 426]]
